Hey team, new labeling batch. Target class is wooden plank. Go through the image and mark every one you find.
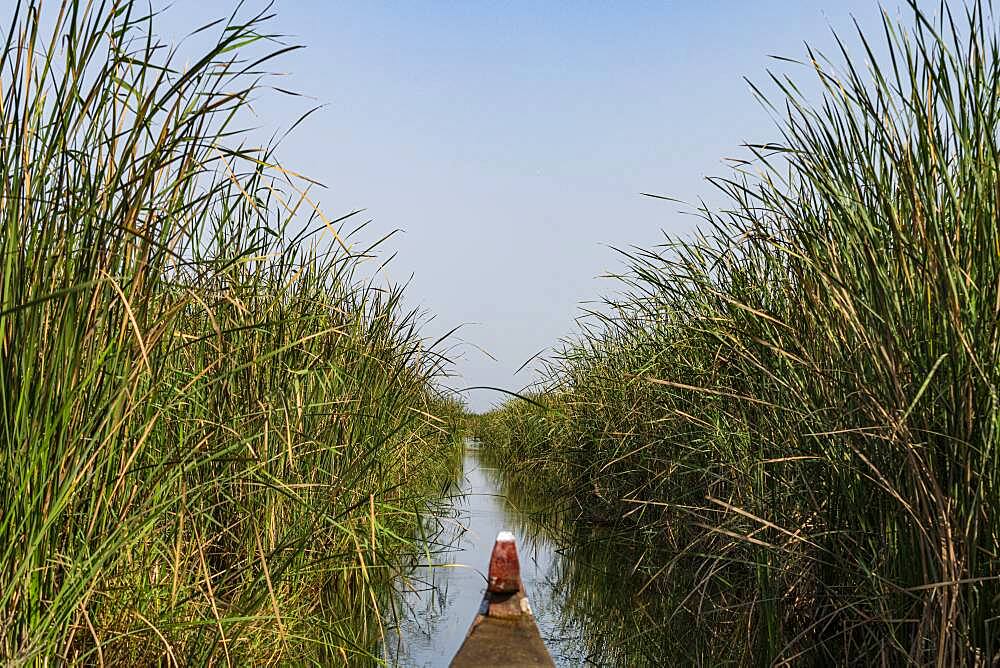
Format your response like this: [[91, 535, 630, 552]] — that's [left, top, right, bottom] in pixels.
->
[[450, 533, 556, 667]]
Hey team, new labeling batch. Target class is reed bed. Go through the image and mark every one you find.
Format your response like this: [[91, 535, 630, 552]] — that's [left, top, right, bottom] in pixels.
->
[[481, 2, 1000, 664], [0, 1, 463, 664]]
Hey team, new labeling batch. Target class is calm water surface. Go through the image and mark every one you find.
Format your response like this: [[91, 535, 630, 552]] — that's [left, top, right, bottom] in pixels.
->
[[382, 442, 590, 667]]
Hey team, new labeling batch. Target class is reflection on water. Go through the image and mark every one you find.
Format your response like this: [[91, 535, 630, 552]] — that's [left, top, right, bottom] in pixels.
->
[[382, 441, 586, 666], [383, 442, 670, 667]]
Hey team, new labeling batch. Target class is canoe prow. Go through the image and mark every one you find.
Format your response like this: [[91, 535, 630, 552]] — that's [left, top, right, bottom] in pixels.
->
[[449, 532, 555, 667]]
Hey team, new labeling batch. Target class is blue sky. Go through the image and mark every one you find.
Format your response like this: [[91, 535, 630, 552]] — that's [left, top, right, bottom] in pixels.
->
[[221, 0, 904, 411], [50, 0, 920, 409]]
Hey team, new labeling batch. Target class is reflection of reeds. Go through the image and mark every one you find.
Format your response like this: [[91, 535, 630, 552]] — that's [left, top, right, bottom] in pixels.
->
[[481, 451, 675, 666], [0, 2, 464, 664], [480, 3, 1000, 664]]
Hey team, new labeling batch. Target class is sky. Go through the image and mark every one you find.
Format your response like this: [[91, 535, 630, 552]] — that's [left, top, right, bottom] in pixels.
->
[[179, 0, 911, 411], [5, 0, 918, 410]]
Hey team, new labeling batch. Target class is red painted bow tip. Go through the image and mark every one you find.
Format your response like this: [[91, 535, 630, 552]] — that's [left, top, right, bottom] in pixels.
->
[[487, 531, 522, 594]]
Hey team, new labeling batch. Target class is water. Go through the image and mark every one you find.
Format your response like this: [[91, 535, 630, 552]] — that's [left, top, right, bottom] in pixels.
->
[[382, 442, 589, 667]]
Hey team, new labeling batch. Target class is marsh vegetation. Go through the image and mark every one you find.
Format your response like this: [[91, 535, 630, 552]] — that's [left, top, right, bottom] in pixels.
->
[[0, 2, 464, 664], [478, 2, 1000, 664], [7, 0, 1000, 666]]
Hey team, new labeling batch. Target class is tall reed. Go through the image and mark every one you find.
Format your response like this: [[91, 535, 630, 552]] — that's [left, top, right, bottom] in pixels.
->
[[0, 1, 462, 664], [482, 2, 1000, 664]]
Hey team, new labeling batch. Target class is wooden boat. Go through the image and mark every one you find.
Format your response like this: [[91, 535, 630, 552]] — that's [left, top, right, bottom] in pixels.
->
[[449, 532, 556, 667]]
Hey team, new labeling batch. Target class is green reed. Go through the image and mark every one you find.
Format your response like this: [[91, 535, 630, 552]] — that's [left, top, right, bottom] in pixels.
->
[[481, 2, 1000, 664], [0, 1, 464, 664]]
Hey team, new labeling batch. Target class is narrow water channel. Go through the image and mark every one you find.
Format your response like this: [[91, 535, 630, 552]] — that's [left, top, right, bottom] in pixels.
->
[[382, 441, 589, 667]]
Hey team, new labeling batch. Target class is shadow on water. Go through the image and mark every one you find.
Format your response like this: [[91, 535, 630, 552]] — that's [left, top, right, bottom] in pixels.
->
[[382, 441, 672, 667]]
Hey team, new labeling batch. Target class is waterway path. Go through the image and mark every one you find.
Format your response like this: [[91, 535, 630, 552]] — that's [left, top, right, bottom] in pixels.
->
[[382, 441, 590, 666]]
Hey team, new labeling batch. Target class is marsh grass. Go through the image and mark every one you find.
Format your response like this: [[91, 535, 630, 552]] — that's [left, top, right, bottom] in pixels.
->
[[0, 1, 464, 664], [481, 2, 1000, 664]]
